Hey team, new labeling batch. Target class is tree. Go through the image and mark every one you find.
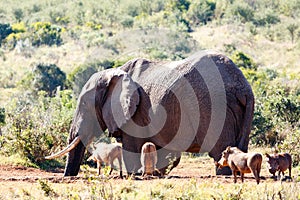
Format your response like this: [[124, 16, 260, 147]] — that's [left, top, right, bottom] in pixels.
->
[[287, 23, 299, 44]]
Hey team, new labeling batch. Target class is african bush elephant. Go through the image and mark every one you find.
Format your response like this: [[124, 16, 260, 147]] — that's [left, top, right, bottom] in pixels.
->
[[45, 50, 254, 176]]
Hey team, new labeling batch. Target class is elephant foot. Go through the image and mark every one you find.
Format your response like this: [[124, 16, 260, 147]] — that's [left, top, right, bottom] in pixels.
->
[[216, 166, 232, 175]]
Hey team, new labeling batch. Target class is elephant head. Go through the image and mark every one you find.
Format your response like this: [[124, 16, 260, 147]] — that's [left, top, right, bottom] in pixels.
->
[[46, 68, 140, 176]]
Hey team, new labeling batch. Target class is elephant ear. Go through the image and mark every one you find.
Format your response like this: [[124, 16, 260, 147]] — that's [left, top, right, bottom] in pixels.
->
[[101, 70, 140, 133]]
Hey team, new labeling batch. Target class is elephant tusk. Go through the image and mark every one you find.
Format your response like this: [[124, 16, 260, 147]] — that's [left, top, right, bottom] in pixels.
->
[[45, 136, 81, 159]]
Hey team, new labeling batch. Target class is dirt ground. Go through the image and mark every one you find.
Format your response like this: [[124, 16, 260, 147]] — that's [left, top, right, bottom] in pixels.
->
[[0, 156, 268, 184]]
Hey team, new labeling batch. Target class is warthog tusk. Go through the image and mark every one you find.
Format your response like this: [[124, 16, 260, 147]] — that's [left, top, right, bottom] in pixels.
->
[[45, 136, 81, 159]]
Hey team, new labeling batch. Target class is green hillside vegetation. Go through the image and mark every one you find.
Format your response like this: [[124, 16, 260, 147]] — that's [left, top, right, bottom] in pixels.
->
[[0, 0, 299, 169]]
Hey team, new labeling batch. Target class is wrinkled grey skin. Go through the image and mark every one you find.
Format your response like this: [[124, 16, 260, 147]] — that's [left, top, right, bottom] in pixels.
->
[[62, 51, 254, 176]]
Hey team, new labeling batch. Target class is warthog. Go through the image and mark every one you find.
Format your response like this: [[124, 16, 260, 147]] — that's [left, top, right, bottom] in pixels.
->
[[216, 146, 262, 184], [265, 152, 292, 178], [140, 142, 159, 176], [87, 142, 122, 177]]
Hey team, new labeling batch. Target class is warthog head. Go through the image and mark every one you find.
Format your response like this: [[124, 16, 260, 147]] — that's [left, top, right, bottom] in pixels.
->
[[265, 153, 279, 175], [216, 146, 232, 168]]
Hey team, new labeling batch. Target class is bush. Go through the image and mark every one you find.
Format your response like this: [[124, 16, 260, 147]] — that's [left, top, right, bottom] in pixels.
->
[[231, 51, 257, 70], [30, 22, 63, 46], [2, 90, 75, 166], [231, 3, 254, 23], [13, 8, 24, 22], [186, 0, 216, 25], [67, 60, 116, 96], [0, 23, 13, 46], [279, 128, 300, 166], [244, 68, 300, 147], [121, 16, 134, 28], [254, 12, 280, 26], [19, 63, 66, 97], [32, 63, 66, 97]]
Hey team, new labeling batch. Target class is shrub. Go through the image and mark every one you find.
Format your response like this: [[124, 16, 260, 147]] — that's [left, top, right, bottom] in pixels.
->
[[13, 8, 24, 22], [19, 64, 66, 97], [254, 12, 280, 26], [186, 0, 216, 25], [279, 128, 300, 166], [229, 2, 254, 23], [30, 22, 63, 46], [2, 90, 75, 166], [0, 23, 13, 46], [11, 22, 26, 33], [245, 68, 300, 147], [32, 63, 66, 97], [121, 16, 134, 28], [86, 21, 102, 30], [0, 22, 27, 49], [142, 29, 195, 60], [231, 51, 257, 70], [167, 0, 190, 12], [67, 60, 115, 96], [49, 10, 70, 25]]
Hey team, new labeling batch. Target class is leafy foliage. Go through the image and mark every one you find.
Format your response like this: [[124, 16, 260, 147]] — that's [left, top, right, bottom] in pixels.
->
[[13, 8, 24, 22], [29, 63, 66, 97], [2, 90, 75, 166], [186, 0, 216, 25], [30, 22, 63, 46], [231, 51, 257, 70], [279, 129, 300, 166], [67, 60, 118, 97], [231, 2, 254, 23], [242, 68, 300, 155], [0, 23, 13, 46]]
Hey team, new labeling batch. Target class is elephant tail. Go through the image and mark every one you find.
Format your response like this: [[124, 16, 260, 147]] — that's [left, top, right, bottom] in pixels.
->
[[237, 92, 254, 153]]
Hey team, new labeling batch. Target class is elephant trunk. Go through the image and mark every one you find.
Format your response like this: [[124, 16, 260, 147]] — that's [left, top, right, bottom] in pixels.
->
[[64, 139, 86, 176]]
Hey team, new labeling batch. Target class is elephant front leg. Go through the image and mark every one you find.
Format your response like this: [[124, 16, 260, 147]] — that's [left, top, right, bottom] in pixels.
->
[[121, 134, 142, 177], [122, 149, 141, 176]]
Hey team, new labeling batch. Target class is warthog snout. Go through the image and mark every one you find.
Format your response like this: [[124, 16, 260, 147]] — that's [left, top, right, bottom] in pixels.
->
[[268, 167, 277, 175], [216, 158, 228, 168]]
